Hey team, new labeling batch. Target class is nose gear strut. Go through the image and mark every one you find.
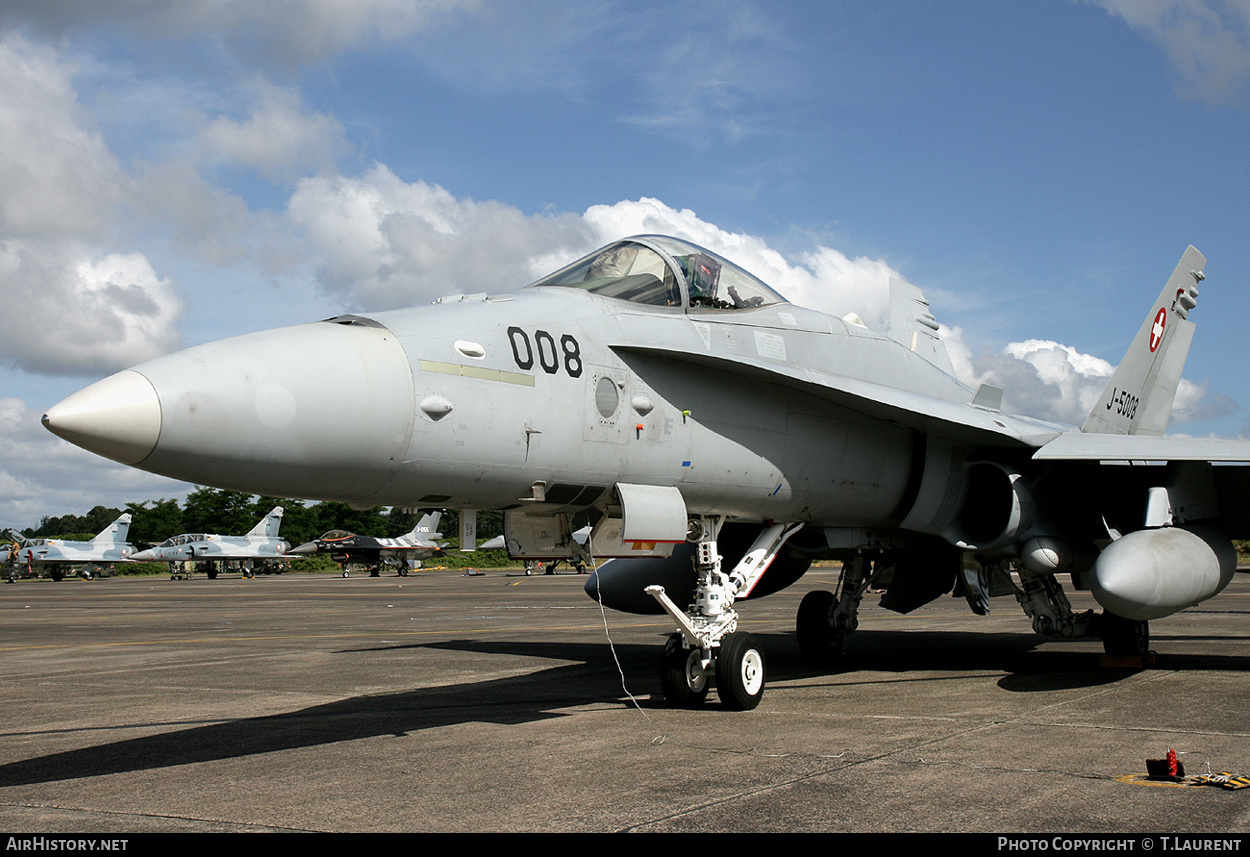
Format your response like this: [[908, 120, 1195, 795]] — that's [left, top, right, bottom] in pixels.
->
[[646, 517, 802, 709]]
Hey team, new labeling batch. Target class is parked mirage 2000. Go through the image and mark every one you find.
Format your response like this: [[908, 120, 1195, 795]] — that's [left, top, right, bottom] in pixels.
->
[[8, 514, 134, 580], [288, 512, 444, 576], [131, 506, 287, 579], [42, 235, 1250, 709]]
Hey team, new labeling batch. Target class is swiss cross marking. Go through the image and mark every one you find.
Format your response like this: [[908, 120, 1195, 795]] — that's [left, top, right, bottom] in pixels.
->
[[1149, 307, 1166, 353]]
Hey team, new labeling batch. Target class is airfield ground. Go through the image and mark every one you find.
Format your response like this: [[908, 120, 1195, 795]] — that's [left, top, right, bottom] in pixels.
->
[[2, 566, 1249, 833]]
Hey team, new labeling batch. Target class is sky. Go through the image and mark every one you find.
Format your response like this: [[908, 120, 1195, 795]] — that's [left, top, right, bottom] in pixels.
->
[[2, 0, 1249, 529]]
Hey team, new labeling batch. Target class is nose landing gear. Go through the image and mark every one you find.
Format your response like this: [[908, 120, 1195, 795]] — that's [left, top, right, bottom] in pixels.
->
[[647, 518, 800, 710]]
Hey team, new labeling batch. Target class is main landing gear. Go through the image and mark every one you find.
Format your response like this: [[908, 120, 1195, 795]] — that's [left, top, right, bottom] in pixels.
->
[[1013, 566, 1149, 656], [795, 555, 873, 663], [647, 518, 801, 710], [1094, 612, 1151, 657]]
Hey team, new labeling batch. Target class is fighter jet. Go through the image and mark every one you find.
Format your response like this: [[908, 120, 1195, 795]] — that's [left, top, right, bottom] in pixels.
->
[[131, 506, 287, 579], [42, 235, 1250, 709], [287, 512, 444, 576], [9, 514, 134, 580]]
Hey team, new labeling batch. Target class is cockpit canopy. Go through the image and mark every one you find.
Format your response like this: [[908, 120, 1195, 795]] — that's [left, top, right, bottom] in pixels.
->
[[318, 530, 355, 542], [158, 534, 209, 546], [528, 235, 788, 310]]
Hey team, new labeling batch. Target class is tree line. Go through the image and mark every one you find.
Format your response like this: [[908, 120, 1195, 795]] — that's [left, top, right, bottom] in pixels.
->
[[19, 488, 505, 548]]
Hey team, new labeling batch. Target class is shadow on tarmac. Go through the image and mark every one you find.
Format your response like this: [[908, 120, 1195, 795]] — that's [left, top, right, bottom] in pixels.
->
[[4, 628, 1249, 787]]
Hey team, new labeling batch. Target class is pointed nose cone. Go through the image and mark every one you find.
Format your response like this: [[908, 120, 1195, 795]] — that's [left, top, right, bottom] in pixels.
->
[[42, 370, 161, 466], [288, 541, 318, 555], [41, 318, 416, 501], [130, 549, 157, 562]]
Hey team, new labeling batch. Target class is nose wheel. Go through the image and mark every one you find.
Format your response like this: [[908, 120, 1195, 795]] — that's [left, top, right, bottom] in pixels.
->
[[649, 518, 801, 712], [658, 631, 765, 710], [714, 632, 765, 710], [659, 633, 709, 707]]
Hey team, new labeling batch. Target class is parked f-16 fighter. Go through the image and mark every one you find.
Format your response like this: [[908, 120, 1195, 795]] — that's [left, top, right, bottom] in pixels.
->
[[131, 506, 287, 579], [42, 235, 1250, 709], [9, 514, 134, 580], [287, 512, 444, 576]]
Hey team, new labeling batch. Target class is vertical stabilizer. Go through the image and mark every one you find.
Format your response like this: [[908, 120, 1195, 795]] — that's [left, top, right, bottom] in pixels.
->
[[411, 512, 442, 541], [248, 506, 284, 538], [889, 277, 955, 375], [93, 514, 132, 545], [1082, 246, 1205, 436]]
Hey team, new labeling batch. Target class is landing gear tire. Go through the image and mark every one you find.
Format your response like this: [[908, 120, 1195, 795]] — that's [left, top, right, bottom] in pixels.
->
[[660, 633, 709, 708], [715, 632, 765, 710], [796, 589, 844, 662], [1098, 612, 1150, 657]]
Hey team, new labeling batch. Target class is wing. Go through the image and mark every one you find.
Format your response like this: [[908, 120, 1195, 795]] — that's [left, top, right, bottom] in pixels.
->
[[611, 342, 1067, 450], [1035, 432, 1250, 462]]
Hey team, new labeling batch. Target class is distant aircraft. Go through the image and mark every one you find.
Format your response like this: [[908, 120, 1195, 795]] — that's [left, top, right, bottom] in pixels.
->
[[505, 526, 591, 575], [131, 506, 287, 579], [287, 512, 444, 576], [43, 235, 1250, 709], [9, 514, 134, 581]]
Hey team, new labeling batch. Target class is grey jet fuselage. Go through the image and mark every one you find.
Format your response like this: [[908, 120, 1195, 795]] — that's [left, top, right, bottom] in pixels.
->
[[43, 239, 1029, 527]]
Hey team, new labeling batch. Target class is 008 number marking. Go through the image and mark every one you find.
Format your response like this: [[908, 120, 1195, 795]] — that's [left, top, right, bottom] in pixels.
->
[[507, 327, 582, 377]]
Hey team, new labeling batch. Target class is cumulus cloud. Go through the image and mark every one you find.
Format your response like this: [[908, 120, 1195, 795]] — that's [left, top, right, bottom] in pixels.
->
[[288, 169, 901, 321], [197, 83, 351, 182], [943, 327, 1226, 427], [286, 165, 596, 308], [0, 34, 186, 375], [0, 248, 183, 375], [1085, 0, 1250, 105], [0, 34, 120, 239]]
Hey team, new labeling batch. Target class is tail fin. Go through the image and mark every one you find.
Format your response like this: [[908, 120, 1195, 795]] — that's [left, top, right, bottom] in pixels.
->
[[247, 506, 284, 538], [92, 514, 132, 545], [888, 277, 956, 375], [1082, 246, 1206, 436], [410, 512, 442, 540]]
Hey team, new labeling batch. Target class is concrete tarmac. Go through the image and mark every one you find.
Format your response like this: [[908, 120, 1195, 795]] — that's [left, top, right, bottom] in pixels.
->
[[1, 566, 1249, 833]]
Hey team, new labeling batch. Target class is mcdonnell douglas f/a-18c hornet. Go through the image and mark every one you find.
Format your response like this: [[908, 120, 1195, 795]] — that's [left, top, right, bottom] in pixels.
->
[[41, 236, 1250, 709]]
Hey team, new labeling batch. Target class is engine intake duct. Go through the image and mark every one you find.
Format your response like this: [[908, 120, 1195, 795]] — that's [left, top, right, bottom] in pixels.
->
[[947, 462, 1035, 553]]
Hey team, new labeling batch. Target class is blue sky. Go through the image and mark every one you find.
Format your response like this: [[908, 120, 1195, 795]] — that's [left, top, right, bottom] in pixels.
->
[[2, 0, 1250, 527]]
